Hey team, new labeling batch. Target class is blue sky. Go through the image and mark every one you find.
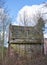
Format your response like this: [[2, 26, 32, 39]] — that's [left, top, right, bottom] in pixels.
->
[[3, 0, 47, 47], [6, 0, 47, 22], [5, 0, 47, 38]]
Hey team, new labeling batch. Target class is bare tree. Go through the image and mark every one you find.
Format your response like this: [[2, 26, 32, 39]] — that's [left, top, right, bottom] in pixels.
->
[[0, 0, 11, 65], [17, 4, 47, 56]]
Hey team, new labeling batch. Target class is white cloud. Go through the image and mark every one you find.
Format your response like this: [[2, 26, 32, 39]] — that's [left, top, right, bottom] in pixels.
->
[[44, 33, 47, 38], [17, 3, 47, 26], [45, 23, 47, 27], [0, 31, 8, 47], [17, 5, 40, 26], [12, 21, 19, 25], [0, 8, 4, 14], [16, 3, 47, 38]]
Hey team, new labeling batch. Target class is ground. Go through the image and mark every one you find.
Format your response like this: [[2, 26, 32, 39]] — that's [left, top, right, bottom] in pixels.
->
[[0, 47, 47, 65], [4, 51, 47, 65]]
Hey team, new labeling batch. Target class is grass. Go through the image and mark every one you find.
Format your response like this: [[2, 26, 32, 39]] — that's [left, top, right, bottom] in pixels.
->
[[0, 46, 7, 65], [5, 51, 47, 65], [0, 45, 47, 65]]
